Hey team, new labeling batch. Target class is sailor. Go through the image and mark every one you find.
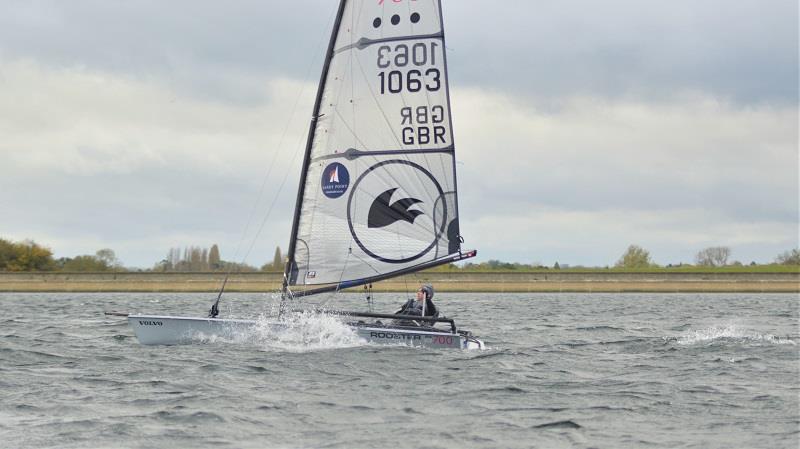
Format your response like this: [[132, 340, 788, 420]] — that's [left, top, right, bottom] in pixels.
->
[[397, 285, 438, 318]]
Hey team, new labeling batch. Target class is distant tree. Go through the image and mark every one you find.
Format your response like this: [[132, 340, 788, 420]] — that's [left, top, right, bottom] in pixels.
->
[[189, 247, 201, 271], [615, 245, 653, 269], [0, 238, 16, 270], [428, 262, 458, 272], [4, 239, 55, 271], [183, 247, 190, 270], [695, 246, 731, 267], [21, 240, 54, 271], [159, 244, 267, 272], [553, 261, 560, 270], [159, 245, 223, 271], [261, 247, 284, 272], [168, 247, 181, 270], [775, 248, 800, 265], [153, 259, 169, 272], [272, 246, 283, 270], [483, 259, 517, 270], [209, 244, 221, 270], [95, 248, 121, 269], [219, 261, 258, 272], [61, 255, 110, 272], [57, 249, 126, 272]]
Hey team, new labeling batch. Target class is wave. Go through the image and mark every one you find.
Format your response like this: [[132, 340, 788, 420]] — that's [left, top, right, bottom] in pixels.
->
[[206, 310, 366, 352], [676, 324, 796, 346], [532, 420, 582, 429], [575, 325, 624, 332]]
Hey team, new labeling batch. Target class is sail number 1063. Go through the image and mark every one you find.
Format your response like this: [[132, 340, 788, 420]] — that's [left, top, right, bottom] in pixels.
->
[[377, 42, 441, 94]]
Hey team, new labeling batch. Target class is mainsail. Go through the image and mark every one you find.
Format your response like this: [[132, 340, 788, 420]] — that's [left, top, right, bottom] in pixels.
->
[[284, 0, 475, 296]]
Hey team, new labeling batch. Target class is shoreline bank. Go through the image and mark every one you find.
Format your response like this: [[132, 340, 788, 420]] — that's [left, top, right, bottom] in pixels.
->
[[1, 272, 797, 293]]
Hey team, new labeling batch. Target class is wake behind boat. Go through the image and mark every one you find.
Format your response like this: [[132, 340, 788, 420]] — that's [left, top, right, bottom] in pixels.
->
[[122, 0, 483, 350]]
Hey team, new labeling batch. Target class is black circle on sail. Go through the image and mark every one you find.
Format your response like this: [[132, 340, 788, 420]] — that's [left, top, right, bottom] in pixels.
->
[[346, 159, 447, 264]]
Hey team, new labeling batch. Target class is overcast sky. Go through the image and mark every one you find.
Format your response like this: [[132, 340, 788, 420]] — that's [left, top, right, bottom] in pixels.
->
[[1, 0, 797, 268]]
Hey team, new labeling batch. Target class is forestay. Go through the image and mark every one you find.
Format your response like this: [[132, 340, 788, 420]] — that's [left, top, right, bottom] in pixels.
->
[[285, 0, 470, 294]]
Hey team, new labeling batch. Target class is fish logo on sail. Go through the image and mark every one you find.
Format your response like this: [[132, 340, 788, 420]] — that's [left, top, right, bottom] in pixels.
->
[[368, 188, 423, 228], [347, 160, 446, 264], [321, 162, 350, 199]]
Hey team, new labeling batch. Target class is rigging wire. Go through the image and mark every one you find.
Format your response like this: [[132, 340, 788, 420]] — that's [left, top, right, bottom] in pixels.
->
[[316, 1, 361, 312], [209, 72, 310, 318], [209, 3, 340, 318]]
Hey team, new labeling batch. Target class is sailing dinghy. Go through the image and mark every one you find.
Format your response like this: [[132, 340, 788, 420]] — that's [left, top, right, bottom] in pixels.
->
[[123, 0, 483, 350]]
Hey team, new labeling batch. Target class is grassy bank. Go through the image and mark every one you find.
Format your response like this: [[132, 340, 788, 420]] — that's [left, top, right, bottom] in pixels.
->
[[0, 271, 797, 293]]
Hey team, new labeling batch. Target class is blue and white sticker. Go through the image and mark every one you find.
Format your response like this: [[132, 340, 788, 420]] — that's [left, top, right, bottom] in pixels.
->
[[321, 162, 350, 199]]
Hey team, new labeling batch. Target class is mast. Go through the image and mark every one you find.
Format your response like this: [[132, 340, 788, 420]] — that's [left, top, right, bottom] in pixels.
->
[[282, 0, 349, 296], [437, 0, 461, 232]]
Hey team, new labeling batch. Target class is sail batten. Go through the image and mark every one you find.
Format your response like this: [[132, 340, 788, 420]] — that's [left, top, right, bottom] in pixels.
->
[[311, 146, 454, 163], [335, 32, 444, 53], [285, 0, 465, 291]]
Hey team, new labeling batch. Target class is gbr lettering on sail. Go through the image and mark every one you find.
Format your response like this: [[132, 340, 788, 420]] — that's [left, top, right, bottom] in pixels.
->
[[376, 33, 447, 145]]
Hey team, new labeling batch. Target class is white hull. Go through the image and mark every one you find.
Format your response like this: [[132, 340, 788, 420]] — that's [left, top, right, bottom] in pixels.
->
[[128, 314, 484, 350]]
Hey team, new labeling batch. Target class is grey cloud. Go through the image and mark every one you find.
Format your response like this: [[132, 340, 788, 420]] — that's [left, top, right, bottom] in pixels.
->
[[1, 0, 337, 104], [2, 1, 796, 106], [444, 0, 798, 106], [461, 168, 797, 226]]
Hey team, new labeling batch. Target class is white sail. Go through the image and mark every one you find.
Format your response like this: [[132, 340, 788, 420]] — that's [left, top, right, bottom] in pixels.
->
[[286, 0, 468, 291]]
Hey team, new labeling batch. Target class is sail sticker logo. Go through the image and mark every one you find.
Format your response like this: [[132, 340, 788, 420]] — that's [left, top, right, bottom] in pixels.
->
[[368, 188, 423, 228], [347, 160, 447, 264], [321, 162, 350, 199]]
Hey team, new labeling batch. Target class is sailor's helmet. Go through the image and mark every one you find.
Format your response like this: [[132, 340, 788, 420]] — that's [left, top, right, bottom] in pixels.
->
[[420, 284, 434, 301]]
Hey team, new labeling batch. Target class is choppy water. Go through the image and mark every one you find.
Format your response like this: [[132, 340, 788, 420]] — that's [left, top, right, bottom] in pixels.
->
[[1, 292, 798, 448]]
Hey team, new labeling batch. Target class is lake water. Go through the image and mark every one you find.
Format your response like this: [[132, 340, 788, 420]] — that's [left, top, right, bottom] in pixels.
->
[[1, 292, 798, 448]]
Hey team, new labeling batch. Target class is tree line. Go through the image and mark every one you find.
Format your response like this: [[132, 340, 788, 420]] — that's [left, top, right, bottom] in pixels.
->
[[0, 237, 797, 272], [153, 245, 286, 272], [433, 245, 800, 271], [611, 245, 800, 269], [0, 237, 289, 273], [0, 238, 123, 272]]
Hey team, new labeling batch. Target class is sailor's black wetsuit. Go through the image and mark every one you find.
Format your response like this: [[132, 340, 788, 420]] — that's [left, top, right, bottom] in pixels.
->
[[397, 298, 437, 317]]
